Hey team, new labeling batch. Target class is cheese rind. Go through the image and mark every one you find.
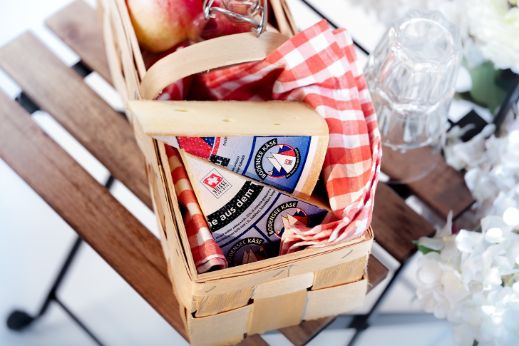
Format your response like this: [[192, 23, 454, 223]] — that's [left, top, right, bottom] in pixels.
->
[[181, 151, 328, 266], [128, 100, 329, 136]]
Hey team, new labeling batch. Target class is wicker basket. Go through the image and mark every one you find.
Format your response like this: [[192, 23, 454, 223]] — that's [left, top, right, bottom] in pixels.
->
[[99, 0, 374, 344]]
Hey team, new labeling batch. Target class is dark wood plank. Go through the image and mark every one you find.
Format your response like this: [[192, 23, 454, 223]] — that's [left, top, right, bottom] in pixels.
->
[[382, 143, 474, 219], [367, 255, 388, 290], [407, 163, 474, 219], [46, 0, 112, 83], [238, 335, 270, 346], [372, 183, 435, 263], [0, 32, 151, 209], [281, 318, 334, 346], [0, 91, 184, 337]]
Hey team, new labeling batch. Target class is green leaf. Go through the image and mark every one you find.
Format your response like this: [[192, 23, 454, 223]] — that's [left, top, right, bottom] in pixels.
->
[[467, 61, 509, 113], [415, 242, 440, 255]]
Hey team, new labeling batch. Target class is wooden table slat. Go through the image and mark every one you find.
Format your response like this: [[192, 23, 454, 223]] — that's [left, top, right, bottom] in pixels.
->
[[0, 32, 152, 209], [281, 318, 334, 346], [372, 183, 435, 263], [0, 91, 185, 337], [366, 255, 388, 290], [238, 335, 270, 346], [46, 0, 112, 83], [382, 154, 474, 219], [406, 164, 474, 218]]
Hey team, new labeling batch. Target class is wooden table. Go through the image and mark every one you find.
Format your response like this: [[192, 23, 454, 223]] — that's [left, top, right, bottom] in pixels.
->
[[0, 1, 474, 345]]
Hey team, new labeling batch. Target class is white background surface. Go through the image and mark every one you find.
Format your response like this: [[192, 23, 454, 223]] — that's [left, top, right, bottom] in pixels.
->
[[0, 0, 457, 345]]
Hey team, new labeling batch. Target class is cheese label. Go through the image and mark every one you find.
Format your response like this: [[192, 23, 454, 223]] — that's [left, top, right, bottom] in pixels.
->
[[158, 136, 320, 195], [182, 152, 328, 266]]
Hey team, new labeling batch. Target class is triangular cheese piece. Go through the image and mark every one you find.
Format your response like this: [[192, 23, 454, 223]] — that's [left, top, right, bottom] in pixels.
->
[[180, 150, 328, 266], [129, 100, 329, 197], [158, 135, 327, 197]]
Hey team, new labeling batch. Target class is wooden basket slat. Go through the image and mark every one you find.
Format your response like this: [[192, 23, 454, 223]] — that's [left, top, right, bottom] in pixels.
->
[[252, 272, 314, 300], [304, 279, 368, 321], [188, 305, 252, 346], [194, 288, 254, 318], [312, 256, 367, 290], [248, 290, 307, 335]]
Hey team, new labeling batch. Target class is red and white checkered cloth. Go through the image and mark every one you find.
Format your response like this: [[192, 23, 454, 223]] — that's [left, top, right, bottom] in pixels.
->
[[165, 145, 227, 272], [161, 20, 381, 271]]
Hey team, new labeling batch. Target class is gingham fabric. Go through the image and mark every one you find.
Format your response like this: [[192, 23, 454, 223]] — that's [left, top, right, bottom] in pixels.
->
[[160, 20, 381, 271], [165, 145, 227, 272]]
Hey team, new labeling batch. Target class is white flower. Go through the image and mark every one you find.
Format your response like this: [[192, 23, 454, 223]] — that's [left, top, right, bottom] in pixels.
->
[[442, 267, 471, 305], [445, 124, 495, 172], [466, 0, 519, 73], [503, 207, 519, 226], [417, 253, 443, 284], [416, 210, 519, 345], [456, 229, 483, 252]]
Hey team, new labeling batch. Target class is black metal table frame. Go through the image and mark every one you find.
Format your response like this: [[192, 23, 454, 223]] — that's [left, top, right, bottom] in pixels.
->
[[5, 1, 519, 345]]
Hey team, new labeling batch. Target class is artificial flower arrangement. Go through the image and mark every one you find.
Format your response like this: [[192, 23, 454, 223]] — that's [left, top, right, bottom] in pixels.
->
[[417, 119, 519, 345], [416, 214, 519, 346]]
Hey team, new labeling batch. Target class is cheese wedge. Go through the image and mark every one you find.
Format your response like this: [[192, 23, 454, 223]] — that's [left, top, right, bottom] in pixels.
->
[[180, 151, 329, 266], [158, 135, 327, 196], [128, 100, 329, 197]]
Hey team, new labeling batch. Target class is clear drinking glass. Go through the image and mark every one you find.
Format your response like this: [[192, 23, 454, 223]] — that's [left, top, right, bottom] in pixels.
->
[[365, 10, 462, 183]]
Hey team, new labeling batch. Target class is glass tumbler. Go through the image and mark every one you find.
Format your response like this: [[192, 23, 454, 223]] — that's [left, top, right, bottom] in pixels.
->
[[365, 10, 461, 183]]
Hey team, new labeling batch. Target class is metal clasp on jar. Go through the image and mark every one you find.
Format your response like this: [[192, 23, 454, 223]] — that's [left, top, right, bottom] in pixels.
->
[[203, 0, 268, 36]]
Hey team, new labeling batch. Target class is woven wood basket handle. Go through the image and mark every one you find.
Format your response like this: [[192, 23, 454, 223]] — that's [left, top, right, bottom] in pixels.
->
[[139, 32, 288, 100]]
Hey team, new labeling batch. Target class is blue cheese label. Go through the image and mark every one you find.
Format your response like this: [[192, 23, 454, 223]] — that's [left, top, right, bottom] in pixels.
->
[[157, 135, 323, 195], [181, 152, 328, 266]]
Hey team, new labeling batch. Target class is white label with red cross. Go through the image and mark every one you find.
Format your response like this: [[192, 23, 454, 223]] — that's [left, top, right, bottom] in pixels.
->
[[201, 169, 232, 198]]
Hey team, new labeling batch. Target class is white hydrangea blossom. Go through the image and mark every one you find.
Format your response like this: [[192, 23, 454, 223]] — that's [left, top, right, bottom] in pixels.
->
[[467, 0, 519, 73], [418, 117, 519, 345], [349, 0, 519, 73], [445, 119, 519, 216], [416, 215, 519, 346]]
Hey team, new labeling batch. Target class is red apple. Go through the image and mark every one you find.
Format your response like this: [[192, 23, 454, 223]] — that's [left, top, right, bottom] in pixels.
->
[[127, 0, 204, 53]]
